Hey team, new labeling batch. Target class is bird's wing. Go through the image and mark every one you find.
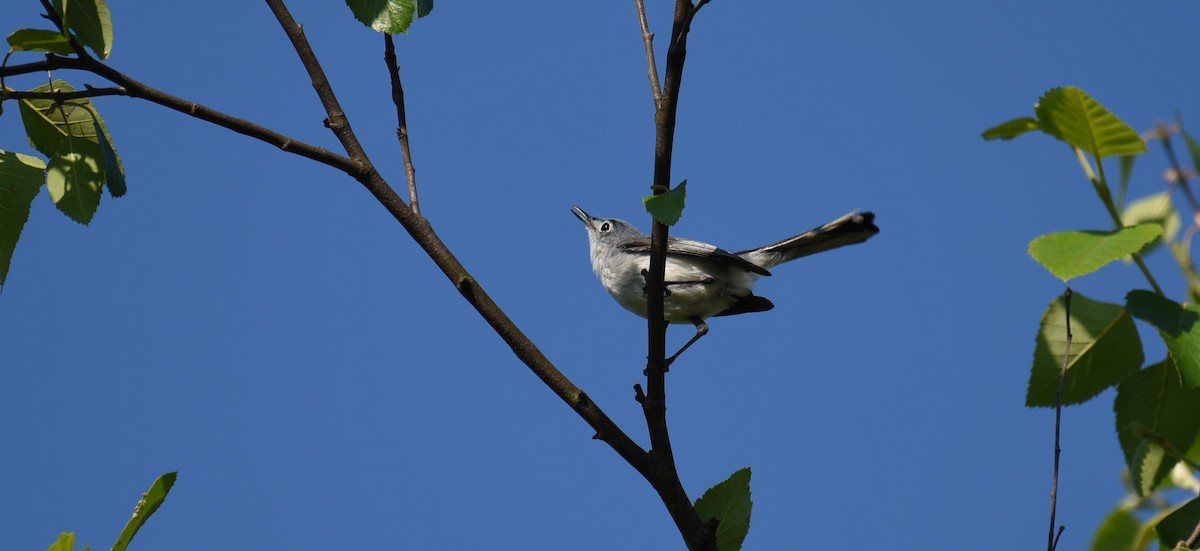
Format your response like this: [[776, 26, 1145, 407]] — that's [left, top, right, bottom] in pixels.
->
[[620, 236, 772, 276]]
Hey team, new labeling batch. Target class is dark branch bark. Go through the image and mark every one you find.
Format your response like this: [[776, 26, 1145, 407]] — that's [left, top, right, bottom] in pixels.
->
[[4, 1, 732, 546], [638, 1, 715, 550], [7, 0, 654, 488], [2, 86, 127, 101], [383, 34, 421, 215]]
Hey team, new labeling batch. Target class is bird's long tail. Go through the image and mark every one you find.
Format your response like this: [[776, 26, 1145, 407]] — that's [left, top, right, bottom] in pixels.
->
[[736, 211, 879, 270]]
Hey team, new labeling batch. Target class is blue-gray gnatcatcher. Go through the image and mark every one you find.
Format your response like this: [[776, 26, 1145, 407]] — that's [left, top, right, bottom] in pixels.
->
[[571, 206, 879, 364]]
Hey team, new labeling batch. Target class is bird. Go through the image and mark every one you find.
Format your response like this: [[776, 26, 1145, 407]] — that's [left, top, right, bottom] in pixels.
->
[[571, 206, 879, 364]]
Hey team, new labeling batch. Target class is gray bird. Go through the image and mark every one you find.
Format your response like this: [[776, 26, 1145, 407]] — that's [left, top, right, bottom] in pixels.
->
[[571, 206, 879, 364]]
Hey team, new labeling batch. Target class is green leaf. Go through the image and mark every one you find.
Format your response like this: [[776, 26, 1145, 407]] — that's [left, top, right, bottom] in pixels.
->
[[47, 532, 75, 551], [1127, 291, 1200, 388], [17, 80, 122, 216], [1027, 292, 1142, 407], [112, 472, 177, 551], [1034, 87, 1147, 159], [51, 0, 113, 58], [1115, 359, 1200, 492], [1028, 224, 1162, 281], [693, 467, 752, 551], [1130, 439, 1168, 498], [981, 117, 1039, 141], [18, 81, 99, 157], [1121, 193, 1180, 256], [7, 28, 73, 55], [345, 0, 416, 34], [416, 0, 433, 17], [47, 135, 103, 225], [1089, 506, 1141, 551], [0, 150, 47, 286], [643, 179, 687, 226], [93, 120, 125, 197], [1156, 495, 1200, 550]]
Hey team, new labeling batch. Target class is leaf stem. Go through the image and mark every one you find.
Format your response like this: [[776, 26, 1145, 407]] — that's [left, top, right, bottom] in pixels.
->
[[1078, 148, 1166, 296]]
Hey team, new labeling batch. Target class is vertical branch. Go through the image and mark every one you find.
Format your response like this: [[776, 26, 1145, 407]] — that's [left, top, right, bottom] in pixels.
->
[[638, 1, 715, 550], [383, 34, 421, 215], [1047, 288, 1072, 551]]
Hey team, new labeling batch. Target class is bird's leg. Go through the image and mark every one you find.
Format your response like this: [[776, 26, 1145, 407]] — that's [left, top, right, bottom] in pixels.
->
[[665, 318, 708, 368]]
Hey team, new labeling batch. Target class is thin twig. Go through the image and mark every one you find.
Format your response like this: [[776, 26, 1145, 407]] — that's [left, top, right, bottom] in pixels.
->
[[1048, 288, 1072, 551], [633, 0, 662, 110], [1157, 122, 1200, 213], [383, 34, 420, 215], [1184, 518, 1200, 549]]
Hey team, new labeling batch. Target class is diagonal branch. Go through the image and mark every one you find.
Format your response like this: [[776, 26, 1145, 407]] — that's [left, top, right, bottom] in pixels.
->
[[259, 0, 652, 474], [383, 34, 421, 215], [7, 0, 654, 488]]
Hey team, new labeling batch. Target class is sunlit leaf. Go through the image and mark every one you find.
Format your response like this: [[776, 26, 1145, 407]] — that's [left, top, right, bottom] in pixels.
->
[[644, 179, 687, 226], [46, 135, 103, 225], [47, 532, 75, 551], [1130, 439, 1168, 498], [1089, 506, 1141, 551], [1028, 224, 1162, 281], [6, 28, 73, 55], [1121, 193, 1180, 256], [981, 117, 1038, 141], [112, 472, 177, 551], [1027, 292, 1142, 407], [1035, 87, 1147, 159]]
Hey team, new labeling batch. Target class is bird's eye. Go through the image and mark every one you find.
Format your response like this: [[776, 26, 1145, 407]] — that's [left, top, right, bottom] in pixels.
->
[[600, 222, 611, 232]]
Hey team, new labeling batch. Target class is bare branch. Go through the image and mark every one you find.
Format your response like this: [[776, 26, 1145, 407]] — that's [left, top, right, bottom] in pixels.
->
[[8, 0, 652, 486], [633, 0, 662, 110], [1047, 288, 1072, 551], [261, 0, 653, 477], [639, 1, 716, 549], [383, 33, 421, 215], [2, 85, 127, 101]]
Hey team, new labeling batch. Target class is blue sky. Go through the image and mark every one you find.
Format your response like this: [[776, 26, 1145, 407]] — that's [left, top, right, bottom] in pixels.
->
[[3, 1, 1199, 549]]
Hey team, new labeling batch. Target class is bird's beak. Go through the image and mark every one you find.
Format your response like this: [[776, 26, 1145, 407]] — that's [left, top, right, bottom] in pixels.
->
[[571, 205, 593, 225]]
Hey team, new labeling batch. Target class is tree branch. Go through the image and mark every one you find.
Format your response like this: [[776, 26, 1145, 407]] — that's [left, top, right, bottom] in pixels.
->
[[259, 0, 653, 476], [2, 85, 127, 101], [1047, 288, 1071, 551], [1, 53, 366, 174], [383, 34, 421, 215], [639, 1, 714, 550], [7, 0, 654, 491], [633, 0, 662, 110]]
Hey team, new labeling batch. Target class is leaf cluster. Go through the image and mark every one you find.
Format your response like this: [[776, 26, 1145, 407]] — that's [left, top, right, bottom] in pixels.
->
[[985, 87, 1200, 549], [0, 0, 435, 287]]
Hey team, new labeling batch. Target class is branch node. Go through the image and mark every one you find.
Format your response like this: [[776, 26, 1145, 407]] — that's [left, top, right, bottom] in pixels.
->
[[633, 384, 646, 403]]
